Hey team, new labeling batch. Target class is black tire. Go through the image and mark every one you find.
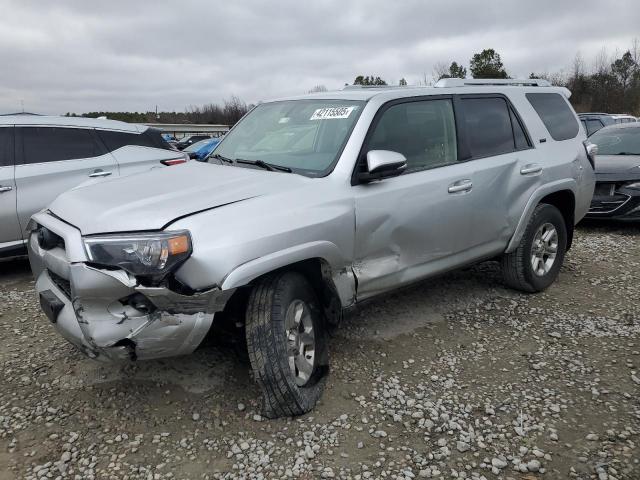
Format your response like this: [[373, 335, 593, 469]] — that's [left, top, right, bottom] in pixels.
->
[[501, 203, 567, 293], [245, 271, 328, 418]]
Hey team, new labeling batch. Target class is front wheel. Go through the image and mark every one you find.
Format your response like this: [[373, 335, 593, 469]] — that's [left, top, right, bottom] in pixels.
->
[[245, 271, 328, 418], [502, 203, 567, 293]]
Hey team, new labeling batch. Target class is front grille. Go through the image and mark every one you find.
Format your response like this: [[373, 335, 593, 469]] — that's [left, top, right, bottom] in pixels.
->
[[589, 193, 630, 214], [48, 270, 71, 299]]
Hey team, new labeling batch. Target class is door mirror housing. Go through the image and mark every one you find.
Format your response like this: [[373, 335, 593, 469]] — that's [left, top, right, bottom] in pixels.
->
[[358, 150, 407, 183]]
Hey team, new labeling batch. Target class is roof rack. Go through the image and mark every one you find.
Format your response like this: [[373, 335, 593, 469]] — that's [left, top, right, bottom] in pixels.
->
[[434, 78, 551, 88]]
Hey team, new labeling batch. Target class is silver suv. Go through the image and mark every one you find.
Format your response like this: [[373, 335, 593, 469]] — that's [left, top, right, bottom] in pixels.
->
[[0, 116, 188, 257], [28, 79, 595, 418]]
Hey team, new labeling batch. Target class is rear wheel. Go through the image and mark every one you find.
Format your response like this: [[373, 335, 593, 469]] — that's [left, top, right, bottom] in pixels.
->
[[245, 271, 328, 418], [502, 203, 567, 292]]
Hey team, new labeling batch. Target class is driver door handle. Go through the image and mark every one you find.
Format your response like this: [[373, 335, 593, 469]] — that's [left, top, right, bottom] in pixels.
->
[[520, 164, 542, 175], [0, 185, 12, 193], [88, 170, 112, 178], [448, 179, 473, 194]]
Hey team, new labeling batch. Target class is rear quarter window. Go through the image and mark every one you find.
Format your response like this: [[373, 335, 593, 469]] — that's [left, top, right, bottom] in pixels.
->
[[526, 93, 579, 141], [98, 129, 171, 152]]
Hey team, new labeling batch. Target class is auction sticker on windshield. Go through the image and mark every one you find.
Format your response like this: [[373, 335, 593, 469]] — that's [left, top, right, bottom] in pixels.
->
[[310, 106, 357, 120]]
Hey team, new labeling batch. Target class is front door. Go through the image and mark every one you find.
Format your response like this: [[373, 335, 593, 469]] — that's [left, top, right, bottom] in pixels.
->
[[0, 126, 22, 250], [352, 97, 477, 299]]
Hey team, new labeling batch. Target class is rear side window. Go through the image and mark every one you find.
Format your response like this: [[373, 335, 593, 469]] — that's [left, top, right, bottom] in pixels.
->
[[461, 97, 516, 158], [20, 127, 103, 164], [97, 129, 171, 152], [526, 93, 579, 141], [0, 127, 13, 167], [510, 109, 530, 150]]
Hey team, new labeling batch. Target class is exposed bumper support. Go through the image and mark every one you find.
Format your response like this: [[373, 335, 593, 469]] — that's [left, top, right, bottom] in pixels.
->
[[29, 224, 233, 361]]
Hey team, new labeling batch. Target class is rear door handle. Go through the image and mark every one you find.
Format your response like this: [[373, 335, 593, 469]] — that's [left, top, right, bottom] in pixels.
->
[[520, 164, 542, 175], [88, 170, 112, 178], [0, 185, 12, 193], [448, 179, 473, 194]]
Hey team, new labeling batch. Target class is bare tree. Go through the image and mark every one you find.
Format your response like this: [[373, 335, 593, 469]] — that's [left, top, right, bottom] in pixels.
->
[[308, 85, 328, 93], [431, 61, 449, 83], [593, 47, 611, 75]]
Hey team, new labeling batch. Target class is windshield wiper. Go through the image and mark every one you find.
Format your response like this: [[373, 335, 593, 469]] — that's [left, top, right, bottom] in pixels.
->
[[616, 152, 640, 155], [210, 153, 234, 164], [235, 158, 292, 173]]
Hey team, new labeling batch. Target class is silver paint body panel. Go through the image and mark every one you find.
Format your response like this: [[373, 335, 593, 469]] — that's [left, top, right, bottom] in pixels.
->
[[28, 86, 595, 360]]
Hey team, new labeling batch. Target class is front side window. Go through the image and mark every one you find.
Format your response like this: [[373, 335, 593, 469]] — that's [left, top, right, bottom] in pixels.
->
[[0, 127, 13, 167], [213, 100, 365, 176], [462, 97, 515, 157], [367, 99, 458, 171], [589, 127, 640, 155], [21, 127, 103, 164], [526, 93, 579, 141]]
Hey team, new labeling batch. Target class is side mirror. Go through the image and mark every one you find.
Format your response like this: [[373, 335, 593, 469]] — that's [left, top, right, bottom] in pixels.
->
[[188, 152, 198, 159], [585, 142, 598, 157], [358, 150, 407, 183]]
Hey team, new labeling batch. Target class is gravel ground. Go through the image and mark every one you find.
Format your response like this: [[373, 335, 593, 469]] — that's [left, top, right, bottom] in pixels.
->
[[1, 222, 639, 480]]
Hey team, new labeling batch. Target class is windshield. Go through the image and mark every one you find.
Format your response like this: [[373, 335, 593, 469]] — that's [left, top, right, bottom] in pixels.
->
[[211, 99, 365, 176], [590, 127, 640, 155]]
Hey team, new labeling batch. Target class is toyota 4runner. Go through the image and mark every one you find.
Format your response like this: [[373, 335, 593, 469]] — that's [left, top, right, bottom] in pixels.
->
[[28, 78, 595, 418]]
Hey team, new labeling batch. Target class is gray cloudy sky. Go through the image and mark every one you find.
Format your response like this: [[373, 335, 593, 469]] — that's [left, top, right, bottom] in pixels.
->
[[1, 0, 638, 115]]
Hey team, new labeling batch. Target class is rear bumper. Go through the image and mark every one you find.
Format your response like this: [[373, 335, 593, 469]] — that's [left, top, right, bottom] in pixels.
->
[[28, 212, 233, 361]]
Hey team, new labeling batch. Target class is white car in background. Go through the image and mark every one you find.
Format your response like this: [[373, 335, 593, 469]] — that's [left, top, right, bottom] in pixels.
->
[[611, 114, 638, 124], [0, 115, 188, 257]]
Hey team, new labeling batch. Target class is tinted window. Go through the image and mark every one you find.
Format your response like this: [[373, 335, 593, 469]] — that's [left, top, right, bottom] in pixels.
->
[[510, 108, 530, 150], [367, 99, 458, 171], [21, 127, 103, 164], [0, 127, 13, 167], [526, 93, 579, 141], [98, 130, 165, 152], [143, 129, 174, 150], [462, 97, 515, 157], [586, 119, 604, 136]]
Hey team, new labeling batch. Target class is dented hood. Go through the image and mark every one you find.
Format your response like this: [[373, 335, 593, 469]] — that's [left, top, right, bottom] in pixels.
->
[[49, 162, 311, 235]]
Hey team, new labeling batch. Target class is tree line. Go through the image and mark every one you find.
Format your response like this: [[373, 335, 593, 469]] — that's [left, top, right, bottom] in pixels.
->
[[350, 41, 640, 115], [66, 96, 252, 126], [66, 40, 640, 125]]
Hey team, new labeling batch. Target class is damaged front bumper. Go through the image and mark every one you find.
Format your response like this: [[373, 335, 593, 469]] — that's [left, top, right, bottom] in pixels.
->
[[28, 212, 233, 361]]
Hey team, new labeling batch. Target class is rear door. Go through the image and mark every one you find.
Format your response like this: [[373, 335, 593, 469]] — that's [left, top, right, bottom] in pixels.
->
[[457, 95, 540, 252], [0, 126, 22, 248], [14, 126, 118, 232], [97, 128, 183, 176]]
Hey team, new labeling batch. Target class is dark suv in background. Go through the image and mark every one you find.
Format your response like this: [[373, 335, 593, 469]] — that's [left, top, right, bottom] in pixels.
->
[[578, 113, 616, 136]]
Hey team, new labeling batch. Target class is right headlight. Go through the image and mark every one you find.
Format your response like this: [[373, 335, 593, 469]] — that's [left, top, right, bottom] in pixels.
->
[[83, 230, 192, 281]]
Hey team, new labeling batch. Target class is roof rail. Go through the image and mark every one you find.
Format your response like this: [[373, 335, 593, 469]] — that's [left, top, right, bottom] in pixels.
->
[[434, 78, 552, 88], [342, 85, 408, 90]]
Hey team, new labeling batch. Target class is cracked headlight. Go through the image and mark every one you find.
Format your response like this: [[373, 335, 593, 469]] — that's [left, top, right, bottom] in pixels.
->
[[83, 231, 192, 280]]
